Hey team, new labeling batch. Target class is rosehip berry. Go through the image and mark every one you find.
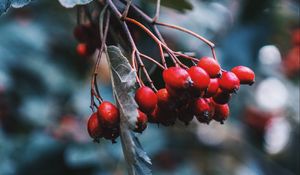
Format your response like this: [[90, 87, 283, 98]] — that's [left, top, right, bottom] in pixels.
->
[[231, 66, 255, 85], [97, 101, 120, 128], [212, 89, 231, 105], [218, 71, 240, 92], [187, 66, 210, 96], [204, 78, 219, 98], [197, 57, 221, 78], [213, 103, 230, 124], [194, 98, 211, 124], [134, 110, 148, 133], [103, 127, 120, 143], [135, 86, 157, 113], [163, 67, 192, 90], [87, 113, 103, 141]]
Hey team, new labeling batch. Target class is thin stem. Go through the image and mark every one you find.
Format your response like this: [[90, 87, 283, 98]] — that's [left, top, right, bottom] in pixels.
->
[[77, 6, 86, 24], [155, 22, 215, 48], [90, 10, 110, 110], [152, 0, 161, 22], [155, 21, 217, 60], [124, 17, 179, 66], [139, 53, 165, 70], [117, 1, 217, 62], [121, 0, 132, 19], [158, 44, 167, 68], [174, 52, 199, 62], [106, 1, 158, 91]]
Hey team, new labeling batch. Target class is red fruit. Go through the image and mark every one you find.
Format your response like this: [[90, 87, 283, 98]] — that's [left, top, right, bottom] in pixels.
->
[[103, 127, 120, 143], [213, 103, 230, 124], [97, 101, 120, 128], [134, 110, 148, 133], [231, 66, 255, 85], [87, 113, 103, 141], [292, 29, 300, 45], [212, 89, 231, 105], [156, 88, 175, 109], [197, 57, 221, 78], [163, 67, 192, 90], [204, 78, 219, 98], [148, 106, 160, 123], [187, 66, 210, 96], [76, 43, 95, 56], [135, 86, 157, 113], [218, 71, 240, 92], [194, 98, 211, 124]]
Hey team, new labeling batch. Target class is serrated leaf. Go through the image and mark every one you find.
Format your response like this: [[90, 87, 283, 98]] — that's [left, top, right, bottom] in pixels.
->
[[58, 0, 93, 8], [106, 46, 138, 129], [0, 0, 32, 16], [148, 0, 193, 13], [106, 46, 152, 175]]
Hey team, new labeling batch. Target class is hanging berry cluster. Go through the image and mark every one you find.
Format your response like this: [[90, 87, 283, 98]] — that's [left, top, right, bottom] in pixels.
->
[[75, 0, 255, 143]]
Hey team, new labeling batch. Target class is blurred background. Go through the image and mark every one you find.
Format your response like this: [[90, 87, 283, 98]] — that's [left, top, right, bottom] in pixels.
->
[[0, 0, 299, 175]]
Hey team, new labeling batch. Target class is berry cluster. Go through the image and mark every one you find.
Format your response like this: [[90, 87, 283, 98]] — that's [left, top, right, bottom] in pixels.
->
[[135, 57, 255, 127], [80, 1, 255, 144], [87, 56, 255, 143], [87, 101, 120, 143]]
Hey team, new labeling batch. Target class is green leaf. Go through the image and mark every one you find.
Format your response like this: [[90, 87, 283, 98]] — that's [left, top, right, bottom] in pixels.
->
[[106, 46, 152, 175]]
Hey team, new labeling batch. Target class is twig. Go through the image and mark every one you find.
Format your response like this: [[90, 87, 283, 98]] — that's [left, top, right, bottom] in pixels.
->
[[90, 9, 110, 110], [152, 0, 161, 22]]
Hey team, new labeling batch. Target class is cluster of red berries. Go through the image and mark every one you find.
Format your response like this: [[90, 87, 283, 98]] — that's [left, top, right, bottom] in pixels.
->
[[134, 57, 255, 127], [87, 101, 120, 143], [74, 24, 100, 57], [87, 56, 255, 143]]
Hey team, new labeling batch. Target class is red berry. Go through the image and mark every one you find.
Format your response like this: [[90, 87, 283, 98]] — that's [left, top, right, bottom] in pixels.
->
[[231, 66, 255, 85], [76, 43, 95, 56], [212, 89, 231, 105], [87, 113, 103, 141], [204, 78, 219, 98], [187, 66, 210, 96], [97, 101, 120, 128], [134, 110, 148, 133], [135, 86, 157, 113], [197, 57, 221, 78], [156, 88, 174, 109], [148, 106, 160, 123], [103, 127, 120, 143], [218, 71, 240, 92], [163, 67, 192, 90], [193, 98, 211, 124], [292, 29, 300, 45], [213, 103, 230, 124]]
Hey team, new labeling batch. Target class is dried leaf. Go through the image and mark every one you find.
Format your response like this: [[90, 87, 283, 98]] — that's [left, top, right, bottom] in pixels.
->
[[106, 46, 152, 175]]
